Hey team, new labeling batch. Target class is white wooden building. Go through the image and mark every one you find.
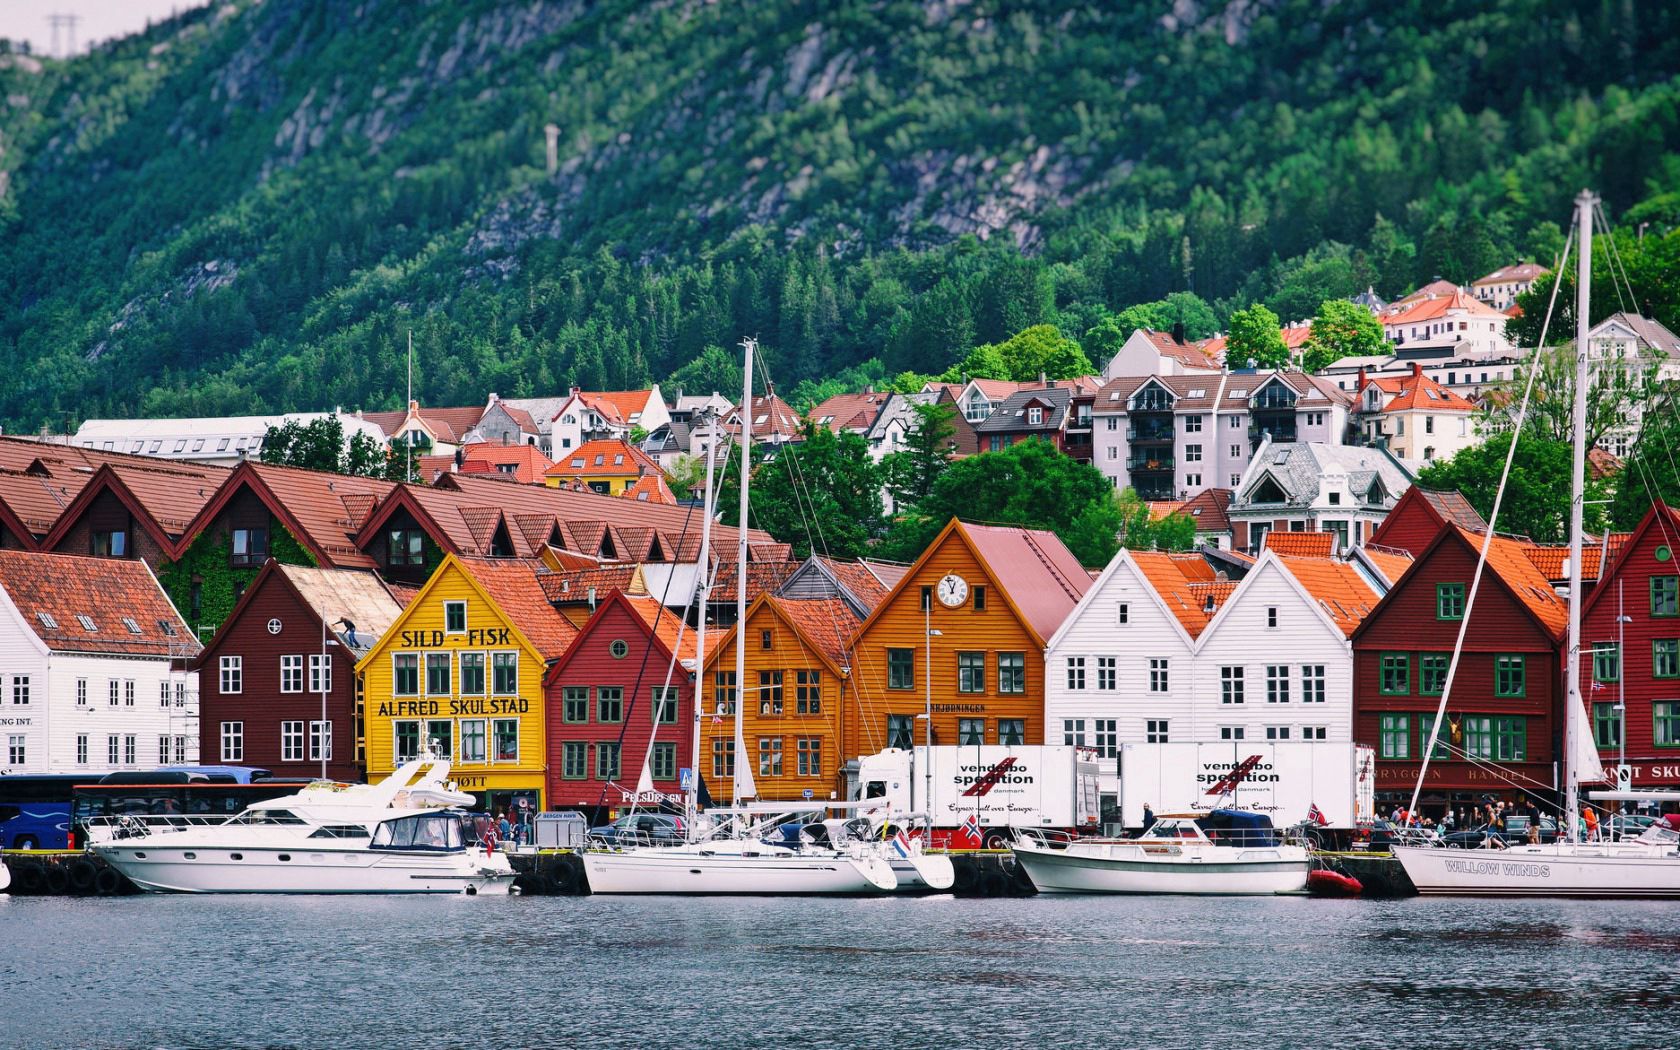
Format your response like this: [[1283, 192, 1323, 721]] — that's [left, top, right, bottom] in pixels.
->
[[0, 550, 199, 775]]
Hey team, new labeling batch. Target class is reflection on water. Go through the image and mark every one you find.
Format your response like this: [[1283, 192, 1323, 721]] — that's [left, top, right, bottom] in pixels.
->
[[4, 894, 1680, 1049]]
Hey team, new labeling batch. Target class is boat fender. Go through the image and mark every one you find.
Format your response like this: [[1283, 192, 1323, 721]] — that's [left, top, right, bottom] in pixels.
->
[[68, 859, 98, 893], [14, 860, 44, 894], [552, 858, 581, 894], [93, 867, 124, 896], [44, 864, 70, 895]]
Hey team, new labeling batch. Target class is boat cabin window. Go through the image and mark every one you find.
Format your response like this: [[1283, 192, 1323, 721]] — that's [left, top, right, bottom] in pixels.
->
[[308, 825, 371, 839], [370, 813, 467, 851], [1145, 819, 1202, 839], [225, 809, 306, 826]]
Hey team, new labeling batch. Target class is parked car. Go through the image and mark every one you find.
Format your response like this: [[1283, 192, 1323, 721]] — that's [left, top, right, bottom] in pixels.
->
[[1606, 813, 1657, 840], [1363, 818, 1441, 850], [589, 813, 686, 845], [1443, 815, 1558, 848]]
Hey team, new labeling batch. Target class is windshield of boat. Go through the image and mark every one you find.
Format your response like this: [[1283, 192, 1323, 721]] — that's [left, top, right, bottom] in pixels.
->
[[369, 812, 468, 851], [1143, 819, 1204, 840], [1636, 824, 1680, 846], [223, 809, 307, 826]]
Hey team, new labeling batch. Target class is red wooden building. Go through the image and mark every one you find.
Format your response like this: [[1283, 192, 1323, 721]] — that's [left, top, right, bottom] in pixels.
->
[[544, 589, 697, 819], [193, 560, 406, 781], [1367, 485, 1488, 558], [1352, 524, 1567, 813], [1580, 502, 1680, 788]]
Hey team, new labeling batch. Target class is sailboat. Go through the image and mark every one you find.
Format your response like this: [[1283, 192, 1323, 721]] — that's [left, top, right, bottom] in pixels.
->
[[1392, 191, 1680, 896], [580, 339, 898, 895]]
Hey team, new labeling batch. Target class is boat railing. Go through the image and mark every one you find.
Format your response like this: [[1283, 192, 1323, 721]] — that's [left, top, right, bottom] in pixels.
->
[[81, 813, 229, 842], [1013, 827, 1074, 849]]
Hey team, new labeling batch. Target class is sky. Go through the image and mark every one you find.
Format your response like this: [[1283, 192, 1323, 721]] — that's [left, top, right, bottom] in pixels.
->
[[0, 0, 210, 57]]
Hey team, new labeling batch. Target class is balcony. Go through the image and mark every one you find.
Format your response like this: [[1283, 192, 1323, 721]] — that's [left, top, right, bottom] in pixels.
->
[[1127, 456, 1175, 473], [1127, 424, 1175, 444], [1248, 424, 1298, 444]]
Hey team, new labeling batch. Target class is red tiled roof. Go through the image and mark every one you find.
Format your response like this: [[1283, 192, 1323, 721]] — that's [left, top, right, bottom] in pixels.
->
[[724, 395, 803, 439], [962, 521, 1092, 644], [1392, 279, 1462, 306], [0, 549, 196, 656], [807, 391, 890, 434], [180, 462, 396, 570], [709, 559, 800, 604], [1179, 488, 1234, 533], [1263, 532, 1336, 558], [1474, 263, 1549, 286], [1449, 526, 1568, 638], [621, 594, 698, 663], [1275, 554, 1380, 637], [581, 390, 659, 424], [1137, 328, 1221, 371], [453, 556, 578, 659], [43, 459, 232, 553], [769, 596, 860, 669], [1187, 580, 1238, 616], [817, 556, 892, 612], [546, 440, 663, 478], [360, 405, 487, 443], [1520, 539, 1625, 584], [622, 474, 677, 504], [1132, 551, 1216, 637], [1362, 367, 1478, 413], [454, 442, 556, 485], [1381, 287, 1505, 327], [538, 566, 642, 604], [1418, 489, 1489, 532], [1358, 546, 1415, 586]]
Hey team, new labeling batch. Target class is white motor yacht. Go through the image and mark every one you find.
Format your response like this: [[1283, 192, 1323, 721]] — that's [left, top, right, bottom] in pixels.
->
[[1011, 812, 1309, 895], [90, 755, 514, 895]]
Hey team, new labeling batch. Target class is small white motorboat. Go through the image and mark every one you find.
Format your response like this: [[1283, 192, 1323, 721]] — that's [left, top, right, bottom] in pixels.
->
[[90, 754, 514, 895], [1011, 811, 1309, 895]]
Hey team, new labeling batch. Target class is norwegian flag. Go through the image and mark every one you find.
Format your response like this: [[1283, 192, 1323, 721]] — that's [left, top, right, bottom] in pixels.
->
[[958, 812, 983, 847], [1307, 802, 1330, 827]]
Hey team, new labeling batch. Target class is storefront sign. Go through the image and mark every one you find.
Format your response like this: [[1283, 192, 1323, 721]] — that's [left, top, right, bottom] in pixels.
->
[[399, 627, 512, 648], [374, 698, 531, 718]]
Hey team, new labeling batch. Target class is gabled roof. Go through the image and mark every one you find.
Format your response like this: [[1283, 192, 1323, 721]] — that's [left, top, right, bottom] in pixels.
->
[[1178, 488, 1234, 533], [180, 461, 396, 570], [723, 395, 803, 440], [0, 549, 196, 657], [453, 556, 578, 659], [620, 593, 699, 663], [360, 404, 488, 443], [702, 593, 860, 677], [453, 442, 555, 485], [1582, 502, 1680, 620], [1135, 328, 1222, 371], [546, 440, 662, 478], [1274, 554, 1380, 637], [1392, 279, 1463, 306], [973, 386, 1072, 433], [807, 391, 890, 434], [538, 564, 644, 604], [1235, 442, 1413, 510], [194, 560, 406, 666], [42, 459, 233, 555], [1354, 545, 1415, 587], [775, 555, 895, 619], [1130, 550, 1218, 638], [1369, 485, 1488, 550], [1354, 525, 1567, 644], [578, 389, 661, 423], [1473, 263, 1549, 286], [1381, 287, 1505, 327], [622, 473, 677, 504], [1360, 365, 1477, 413], [1590, 312, 1680, 356]]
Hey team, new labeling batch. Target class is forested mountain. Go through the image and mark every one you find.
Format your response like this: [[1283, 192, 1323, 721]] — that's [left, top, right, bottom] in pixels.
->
[[1, 0, 1678, 430]]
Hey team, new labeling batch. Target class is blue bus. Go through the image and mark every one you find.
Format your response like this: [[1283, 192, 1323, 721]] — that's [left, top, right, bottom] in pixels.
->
[[0, 774, 83, 849]]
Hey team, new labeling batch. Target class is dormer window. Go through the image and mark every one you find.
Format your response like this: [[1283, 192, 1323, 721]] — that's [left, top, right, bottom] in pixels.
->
[[77, 615, 98, 632], [122, 617, 142, 635], [1028, 407, 1043, 426], [36, 612, 57, 630]]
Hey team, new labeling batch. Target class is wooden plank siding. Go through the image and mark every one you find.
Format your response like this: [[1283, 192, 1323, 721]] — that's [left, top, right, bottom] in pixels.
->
[[699, 596, 851, 803], [846, 526, 1054, 753], [1352, 529, 1562, 803]]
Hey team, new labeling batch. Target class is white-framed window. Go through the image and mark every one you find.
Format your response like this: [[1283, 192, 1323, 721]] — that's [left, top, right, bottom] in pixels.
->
[[108, 680, 119, 706], [310, 654, 332, 694], [281, 721, 305, 762], [1146, 720, 1169, 743], [7, 734, 23, 766], [1303, 726, 1327, 740], [310, 721, 332, 762], [1093, 718, 1118, 758], [1220, 726, 1245, 740], [1148, 659, 1169, 692], [1221, 666, 1244, 704], [1267, 665, 1290, 703], [108, 735, 120, 765], [159, 735, 170, 763], [280, 655, 303, 693], [77, 679, 87, 707], [160, 681, 171, 707], [1117, 603, 1129, 625], [1097, 657, 1116, 690], [1185, 444, 1202, 463], [220, 721, 244, 762], [1301, 665, 1326, 704], [175, 736, 188, 763], [76, 734, 88, 765], [125, 680, 134, 706], [1066, 657, 1086, 690], [1266, 726, 1291, 741], [1062, 719, 1086, 746], [1185, 415, 1203, 433], [124, 735, 136, 765], [220, 656, 242, 694], [11, 675, 29, 705]]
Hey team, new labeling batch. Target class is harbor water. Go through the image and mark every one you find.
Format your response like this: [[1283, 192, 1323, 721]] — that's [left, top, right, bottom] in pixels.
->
[[5, 894, 1680, 1049]]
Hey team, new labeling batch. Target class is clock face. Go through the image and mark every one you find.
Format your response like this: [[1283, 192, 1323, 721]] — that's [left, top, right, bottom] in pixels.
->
[[936, 574, 968, 608]]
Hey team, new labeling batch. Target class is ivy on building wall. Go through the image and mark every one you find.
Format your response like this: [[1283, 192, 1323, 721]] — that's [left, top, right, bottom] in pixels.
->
[[157, 515, 317, 637]]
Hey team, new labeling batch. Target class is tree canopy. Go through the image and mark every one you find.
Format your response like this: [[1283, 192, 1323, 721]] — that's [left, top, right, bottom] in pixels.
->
[[1303, 299, 1387, 373], [1225, 304, 1291, 370], [719, 423, 884, 560], [1416, 431, 1607, 544], [941, 325, 1095, 383]]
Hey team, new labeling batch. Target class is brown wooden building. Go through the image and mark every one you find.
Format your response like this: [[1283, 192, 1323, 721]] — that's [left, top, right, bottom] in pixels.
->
[[845, 519, 1091, 753]]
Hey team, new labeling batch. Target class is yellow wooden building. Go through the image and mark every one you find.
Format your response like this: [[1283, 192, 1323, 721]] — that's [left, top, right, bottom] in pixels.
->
[[356, 554, 577, 815]]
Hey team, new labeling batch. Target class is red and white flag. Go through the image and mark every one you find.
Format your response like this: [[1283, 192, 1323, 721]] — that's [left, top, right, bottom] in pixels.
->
[[1307, 802, 1329, 827], [959, 811, 983, 847]]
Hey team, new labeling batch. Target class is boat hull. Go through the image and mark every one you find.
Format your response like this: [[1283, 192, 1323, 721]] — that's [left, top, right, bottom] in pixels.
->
[[582, 847, 897, 895], [91, 843, 514, 895], [1012, 840, 1309, 895], [891, 852, 956, 891], [1392, 843, 1680, 897]]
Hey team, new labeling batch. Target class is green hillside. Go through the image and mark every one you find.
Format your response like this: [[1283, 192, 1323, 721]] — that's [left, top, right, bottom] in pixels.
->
[[1, 0, 1678, 429]]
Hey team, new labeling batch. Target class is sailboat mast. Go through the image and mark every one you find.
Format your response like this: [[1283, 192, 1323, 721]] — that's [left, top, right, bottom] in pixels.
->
[[687, 410, 718, 832], [1564, 189, 1595, 843], [733, 339, 758, 807]]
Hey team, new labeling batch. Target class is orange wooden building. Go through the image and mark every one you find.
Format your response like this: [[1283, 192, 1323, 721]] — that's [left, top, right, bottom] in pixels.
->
[[845, 519, 1091, 754]]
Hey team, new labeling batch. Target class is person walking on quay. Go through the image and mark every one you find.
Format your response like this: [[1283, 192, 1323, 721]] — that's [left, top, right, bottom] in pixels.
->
[[1584, 806, 1600, 842], [1142, 803, 1157, 835], [1442, 808, 1456, 833]]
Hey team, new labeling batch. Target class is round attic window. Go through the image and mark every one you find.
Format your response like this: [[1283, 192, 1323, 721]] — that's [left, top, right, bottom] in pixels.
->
[[266, 618, 283, 635], [1658, 546, 1672, 563], [609, 639, 629, 659]]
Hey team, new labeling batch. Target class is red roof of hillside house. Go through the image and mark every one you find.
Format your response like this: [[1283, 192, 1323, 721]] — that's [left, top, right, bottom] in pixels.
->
[[546, 440, 663, 479], [1197, 324, 1314, 362], [961, 521, 1092, 643], [571, 389, 661, 426], [419, 442, 556, 485], [0, 549, 197, 656], [724, 395, 804, 441], [1263, 532, 1337, 558], [0, 436, 167, 543], [178, 461, 396, 570], [453, 556, 578, 659], [1588, 447, 1623, 480], [42, 459, 232, 557], [1360, 363, 1479, 413], [1276, 554, 1380, 636], [1135, 328, 1222, 371], [1381, 287, 1506, 328], [1391, 279, 1463, 306], [1179, 488, 1234, 533], [808, 391, 891, 434], [1474, 263, 1549, 287], [360, 403, 487, 444], [622, 473, 676, 504]]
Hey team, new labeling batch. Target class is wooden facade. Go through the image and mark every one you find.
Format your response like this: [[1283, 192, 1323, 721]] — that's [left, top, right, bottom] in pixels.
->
[[699, 595, 854, 803], [1351, 527, 1564, 807], [846, 520, 1090, 754], [193, 561, 371, 781], [356, 555, 552, 813], [1580, 503, 1680, 786], [544, 591, 694, 814]]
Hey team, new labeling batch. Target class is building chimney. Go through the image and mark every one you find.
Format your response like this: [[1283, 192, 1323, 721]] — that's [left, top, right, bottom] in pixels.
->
[[1412, 361, 1423, 378], [1172, 321, 1186, 345], [1357, 367, 1367, 390]]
